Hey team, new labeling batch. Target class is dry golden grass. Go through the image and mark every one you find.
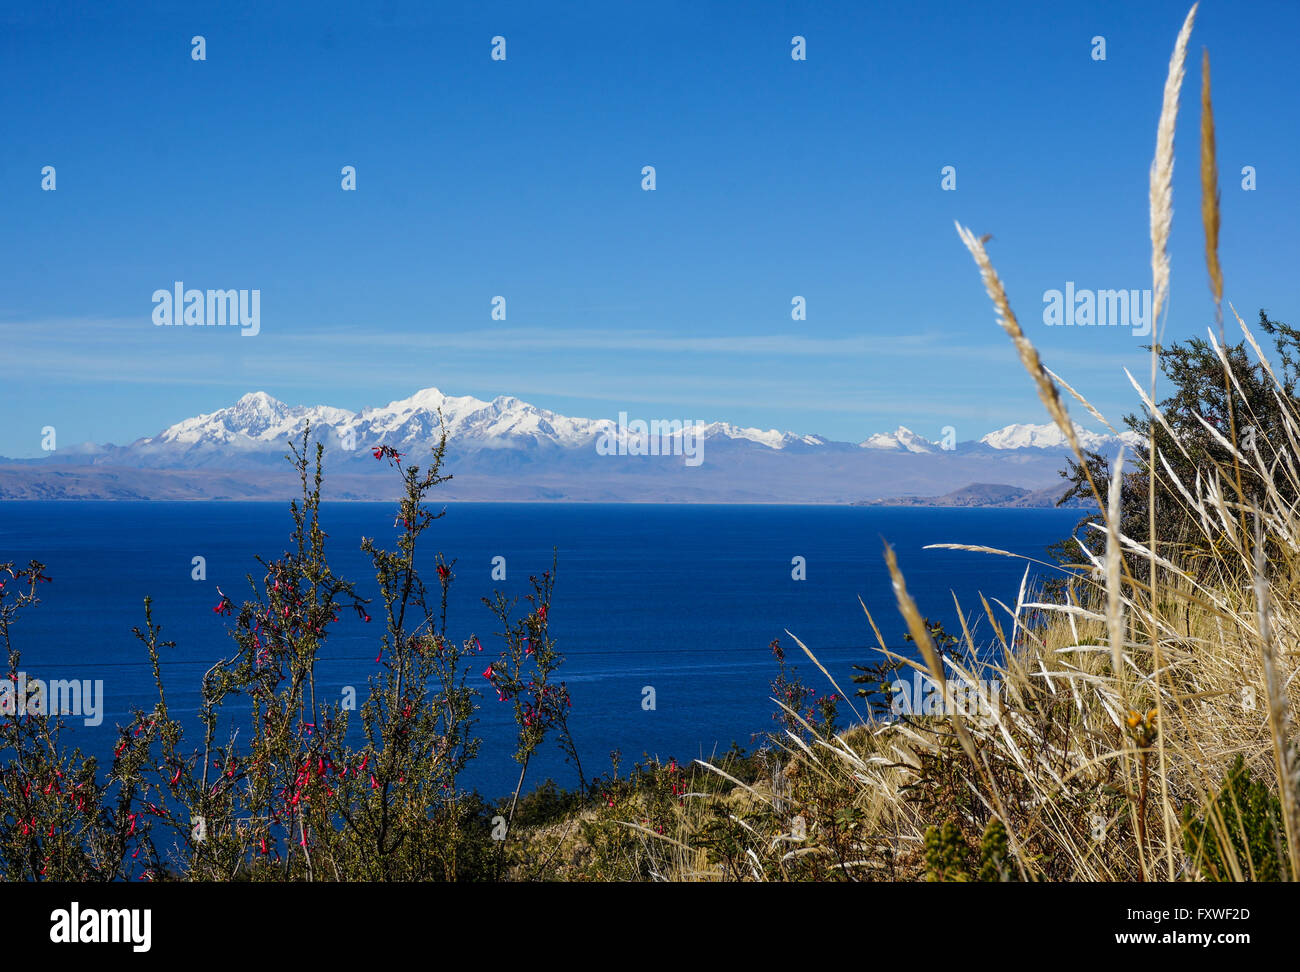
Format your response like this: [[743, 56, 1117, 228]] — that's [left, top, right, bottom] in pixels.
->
[[630, 3, 1300, 882]]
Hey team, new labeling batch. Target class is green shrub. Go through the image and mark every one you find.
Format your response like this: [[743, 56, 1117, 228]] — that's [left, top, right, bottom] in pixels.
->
[[1181, 755, 1290, 882]]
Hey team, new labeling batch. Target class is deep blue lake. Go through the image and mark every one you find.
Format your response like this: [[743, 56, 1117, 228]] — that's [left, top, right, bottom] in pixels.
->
[[0, 501, 1078, 799]]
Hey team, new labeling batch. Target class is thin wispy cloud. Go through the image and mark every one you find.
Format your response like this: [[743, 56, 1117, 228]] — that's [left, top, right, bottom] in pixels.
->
[[0, 317, 1151, 375]]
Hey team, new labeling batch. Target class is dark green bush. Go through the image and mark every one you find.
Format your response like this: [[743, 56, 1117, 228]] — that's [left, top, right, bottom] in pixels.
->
[[1181, 754, 1290, 882]]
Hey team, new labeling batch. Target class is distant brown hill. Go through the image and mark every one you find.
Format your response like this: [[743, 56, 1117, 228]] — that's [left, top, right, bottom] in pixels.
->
[[858, 481, 1089, 509]]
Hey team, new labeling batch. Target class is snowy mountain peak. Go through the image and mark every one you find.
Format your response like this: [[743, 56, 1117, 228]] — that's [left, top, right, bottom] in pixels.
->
[[149, 393, 355, 448], [230, 391, 289, 423], [236, 390, 282, 408], [378, 386, 458, 414], [859, 426, 937, 453]]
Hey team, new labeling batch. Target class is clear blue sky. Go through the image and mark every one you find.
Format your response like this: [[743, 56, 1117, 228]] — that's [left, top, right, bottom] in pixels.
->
[[1, 0, 1297, 457]]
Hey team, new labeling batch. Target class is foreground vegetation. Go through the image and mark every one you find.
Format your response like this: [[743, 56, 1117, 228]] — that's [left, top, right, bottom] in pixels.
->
[[2, 4, 1297, 881]]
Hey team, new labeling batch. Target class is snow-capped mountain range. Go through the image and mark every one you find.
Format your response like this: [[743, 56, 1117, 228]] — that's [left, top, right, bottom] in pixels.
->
[[128, 388, 832, 463], [1, 387, 1137, 503], [133, 387, 1135, 458], [978, 422, 1142, 452]]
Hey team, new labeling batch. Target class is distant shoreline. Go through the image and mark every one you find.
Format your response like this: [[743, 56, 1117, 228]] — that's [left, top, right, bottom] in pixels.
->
[[0, 463, 1075, 508]]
